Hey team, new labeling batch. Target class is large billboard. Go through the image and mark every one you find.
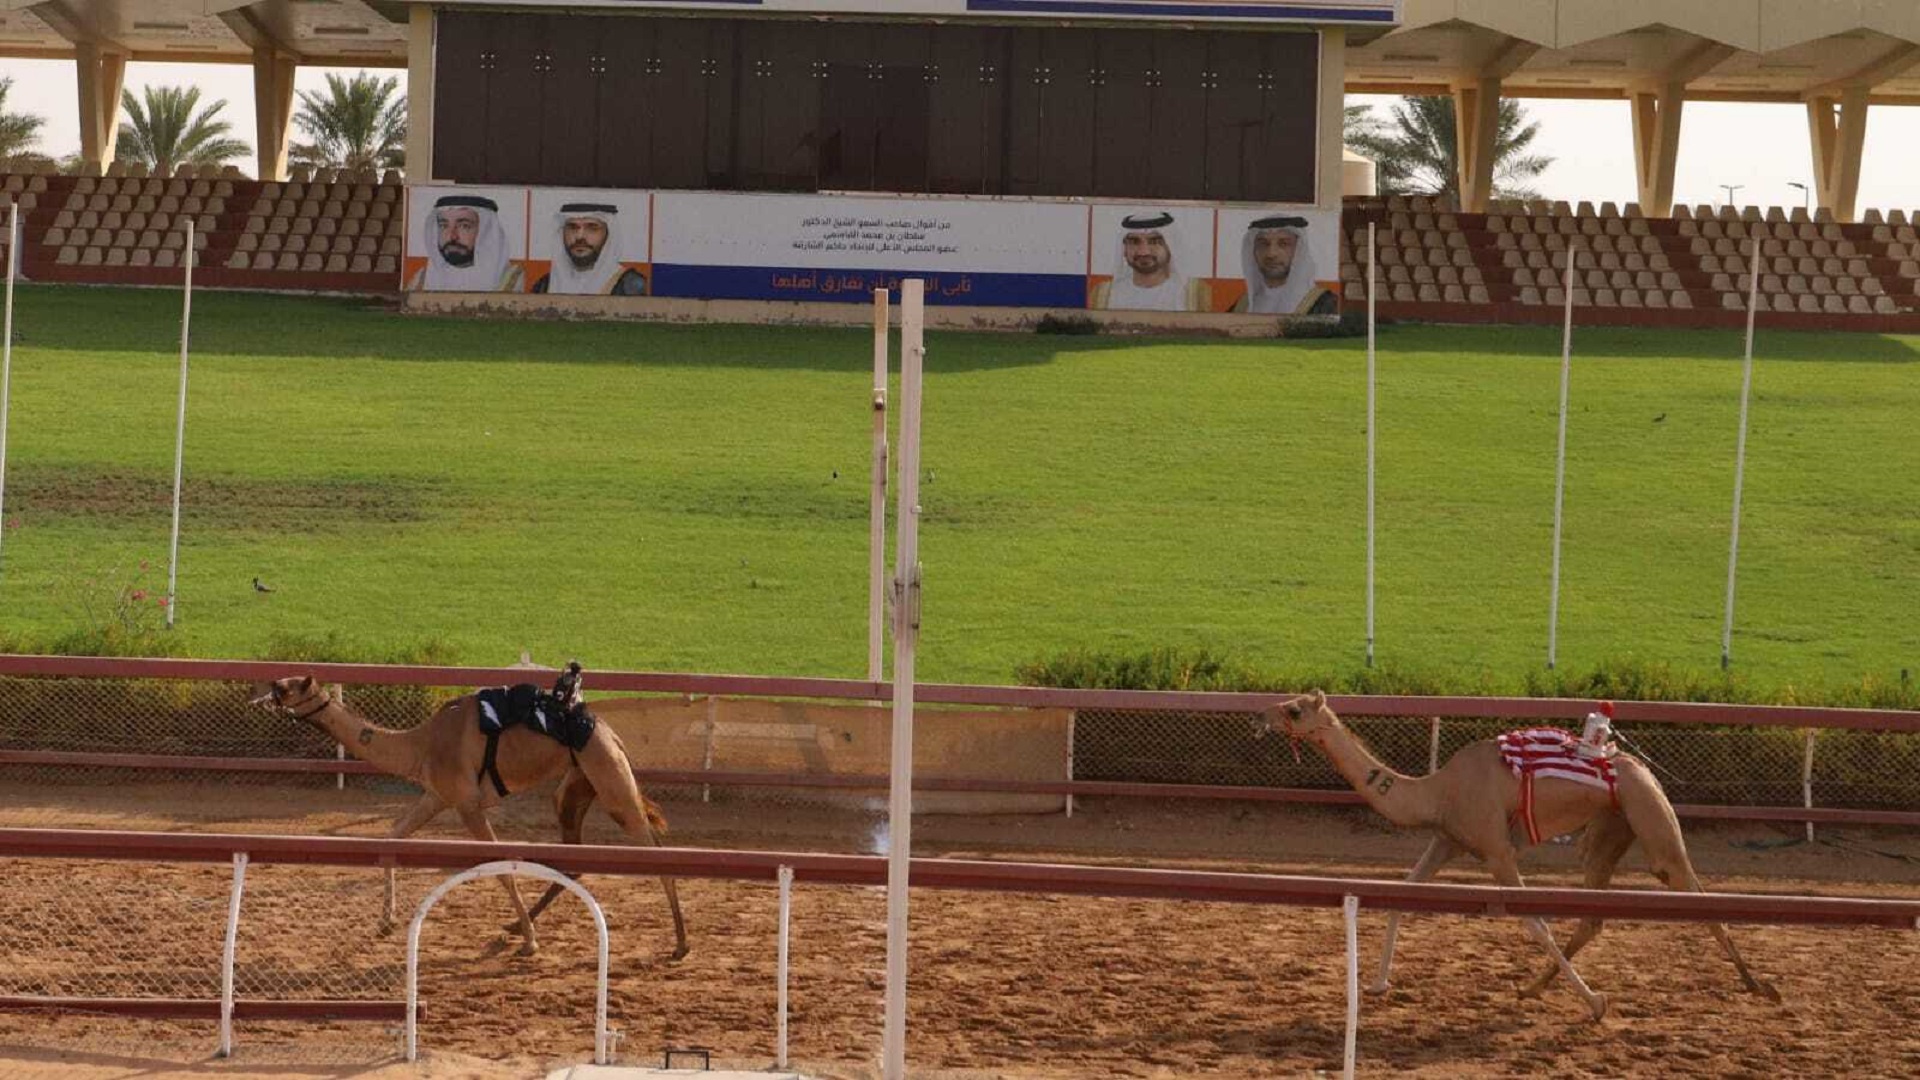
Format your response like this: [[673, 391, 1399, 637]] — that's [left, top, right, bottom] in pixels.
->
[[434, 0, 1398, 27], [406, 184, 1342, 316]]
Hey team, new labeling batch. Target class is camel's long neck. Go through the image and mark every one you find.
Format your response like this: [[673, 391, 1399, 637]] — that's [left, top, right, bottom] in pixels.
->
[[302, 698, 427, 780], [1311, 719, 1438, 828]]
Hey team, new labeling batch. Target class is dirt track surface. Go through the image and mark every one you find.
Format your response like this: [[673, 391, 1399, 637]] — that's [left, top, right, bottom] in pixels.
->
[[1, 784, 1916, 1079]]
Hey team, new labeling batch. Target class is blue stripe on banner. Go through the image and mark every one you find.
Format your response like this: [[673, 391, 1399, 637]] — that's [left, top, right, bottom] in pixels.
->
[[968, 0, 1395, 19], [653, 265, 1089, 308]]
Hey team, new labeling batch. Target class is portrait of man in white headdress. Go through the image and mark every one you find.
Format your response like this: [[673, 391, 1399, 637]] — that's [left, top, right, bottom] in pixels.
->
[[1089, 211, 1211, 312], [1231, 213, 1336, 315], [531, 202, 648, 296], [406, 193, 523, 292]]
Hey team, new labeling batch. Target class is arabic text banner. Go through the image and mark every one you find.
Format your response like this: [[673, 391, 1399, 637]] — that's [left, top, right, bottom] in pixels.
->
[[650, 192, 1090, 306]]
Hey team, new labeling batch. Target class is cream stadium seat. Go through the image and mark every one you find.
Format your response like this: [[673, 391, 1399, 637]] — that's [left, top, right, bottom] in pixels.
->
[[1462, 266, 1485, 286], [1618, 289, 1642, 308], [80, 246, 104, 266], [1863, 277, 1886, 296], [1443, 283, 1466, 303], [1468, 285, 1491, 304], [251, 252, 274, 271], [1417, 283, 1442, 302], [43, 226, 66, 247], [1770, 293, 1795, 313], [1670, 291, 1693, 309], [1722, 292, 1745, 311], [1593, 287, 1617, 307], [1570, 287, 1592, 305], [349, 254, 373, 274], [1848, 295, 1872, 315], [225, 250, 250, 270], [1820, 294, 1844, 314], [300, 252, 323, 272], [1518, 286, 1542, 305], [1645, 289, 1668, 309], [1391, 283, 1416, 302], [275, 252, 300, 272], [129, 248, 153, 268], [55, 245, 78, 265], [1875, 295, 1900, 314]]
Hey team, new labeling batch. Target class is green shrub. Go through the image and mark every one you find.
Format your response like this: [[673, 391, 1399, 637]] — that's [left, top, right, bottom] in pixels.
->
[[1034, 313, 1101, 335]]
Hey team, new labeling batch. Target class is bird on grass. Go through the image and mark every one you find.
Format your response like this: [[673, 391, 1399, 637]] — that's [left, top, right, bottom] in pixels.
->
[[1654, 413, 1667, 423], [252, 577, 274, 593]]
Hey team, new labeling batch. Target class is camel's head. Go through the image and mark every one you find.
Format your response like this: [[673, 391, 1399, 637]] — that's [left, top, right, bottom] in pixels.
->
[[1254, 689, 1336, 743], [251, 675, 330, 724]]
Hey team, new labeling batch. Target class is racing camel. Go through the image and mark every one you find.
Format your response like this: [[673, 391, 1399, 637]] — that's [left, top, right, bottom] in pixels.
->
[[1257, 690, 1776, 1020], [256, 673, 687, 959]]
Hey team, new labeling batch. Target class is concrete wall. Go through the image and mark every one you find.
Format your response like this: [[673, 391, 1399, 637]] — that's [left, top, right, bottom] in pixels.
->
[[593, 696, 1071, 815]]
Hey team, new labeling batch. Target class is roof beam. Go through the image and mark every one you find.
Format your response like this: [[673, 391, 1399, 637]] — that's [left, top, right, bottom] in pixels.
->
[[1477, 36, 1541, 81], [1806, 41, 1920, 99], [25, 1, 130, 53], [217, 3, 305, 61], [1656, 40, 1737, 88]]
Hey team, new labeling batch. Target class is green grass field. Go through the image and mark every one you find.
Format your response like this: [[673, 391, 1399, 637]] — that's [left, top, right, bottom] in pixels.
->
[[0, 284, 1914, 689]]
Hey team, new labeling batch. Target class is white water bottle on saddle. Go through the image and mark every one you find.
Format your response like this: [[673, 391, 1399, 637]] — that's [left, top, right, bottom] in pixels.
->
[[1578, 700, 1616, 759]]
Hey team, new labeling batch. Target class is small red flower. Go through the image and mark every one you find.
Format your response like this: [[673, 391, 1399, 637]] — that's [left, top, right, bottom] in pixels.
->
[[157, 597, 170, 607], [130, 590, 147, 601]]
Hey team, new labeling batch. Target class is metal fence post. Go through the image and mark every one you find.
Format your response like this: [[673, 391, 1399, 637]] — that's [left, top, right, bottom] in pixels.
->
[[1064, 710, 1076, 819], [1427, 718, 1441, 774], [218, 851, 250, 1057], [702, 696, 718, 804], [777, 864, 793, 1068], [1802, 730, 1817, 844]]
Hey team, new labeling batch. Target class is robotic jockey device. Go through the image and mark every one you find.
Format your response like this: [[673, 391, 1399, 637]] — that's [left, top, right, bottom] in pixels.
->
[[1578, 700, 1618, 759]]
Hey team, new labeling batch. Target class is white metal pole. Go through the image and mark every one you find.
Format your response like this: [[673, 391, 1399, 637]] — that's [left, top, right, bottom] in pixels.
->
[[1427, 717, 1441, 774], [0, 200, 18, 571], [218, 852, 249, 1058], [1365, 223, 1377, 668], [871, 288, 890, 684], [1063, 710, 1075, 819], [882, 280, 925, 1080], [1802, 730, 1816, 844], [1547, 244, 1577, 669], [333, 685, 346, 790], [165, 219, 194, 629], [1723, 238, 1761, 670], [1342, 894, 1360, 1080], [776, 864, 793, 1069]]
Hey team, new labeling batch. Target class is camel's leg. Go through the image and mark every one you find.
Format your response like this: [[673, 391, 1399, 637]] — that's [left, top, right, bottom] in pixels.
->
[[1522, 811, 1635, 998], [579, 740, 689, 960], [519, 768, 598, 930], [457, 808, 540, 957], [1487, 852, 1608, 1022], [1616, 773, 1781, 1001], [1371, 835, 1460, 994], [381, 793, 447, 935], [1642, 843, 1781, 1001]]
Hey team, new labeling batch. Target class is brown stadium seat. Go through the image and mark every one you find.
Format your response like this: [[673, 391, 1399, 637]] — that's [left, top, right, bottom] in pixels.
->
[[349, 254, 372, 274], [301, 253, 324, 273], [1875, 295, 1900, 314], [1519, 286, 1543, 305], [1545, 287, 1566, 306], [1770, 293, 1794, 313], [276, 253, 300, 272], [80, 246, 104, 266], [1391, 282, 1416, 302], [1468, 285, 1491, 304], [1618, 289, 1642, 308], [56, 245, 78, 265], [375, 255, 397, 274], [1417, 283, 1442, 302], [1722, 292, 1745, 311], [1670, 291, 1693, 309], [1847, 295, 1872, 315], [1570, 287, 1592, 305], [1645, 289, 1668, 310], [252, 252, 275, 271]]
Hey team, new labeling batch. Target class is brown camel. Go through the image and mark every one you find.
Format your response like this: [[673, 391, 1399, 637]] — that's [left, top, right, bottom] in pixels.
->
[[1258, 690, 1777, 1020], [256, 675, 687, 959]]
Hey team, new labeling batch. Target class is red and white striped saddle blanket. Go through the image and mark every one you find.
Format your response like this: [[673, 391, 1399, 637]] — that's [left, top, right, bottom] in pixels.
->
[[1497, 728, 1620, 844]]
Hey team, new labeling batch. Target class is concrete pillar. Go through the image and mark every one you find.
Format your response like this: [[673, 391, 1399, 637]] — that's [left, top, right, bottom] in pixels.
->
[[1807, 87, 1869, 223], [74, 42, 127, 171], [405, 2, 437, 179], [1452, 78, 1501, 213], [1630, 84, 1684, 218], [252, 49, 298, 182]]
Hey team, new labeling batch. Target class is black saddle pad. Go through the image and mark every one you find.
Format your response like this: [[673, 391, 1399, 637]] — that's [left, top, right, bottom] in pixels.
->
[[475, 683, 596, 752]]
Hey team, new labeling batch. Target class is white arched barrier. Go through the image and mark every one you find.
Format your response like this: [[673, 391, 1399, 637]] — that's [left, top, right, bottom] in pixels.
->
[[406, 860, 610, 1064]]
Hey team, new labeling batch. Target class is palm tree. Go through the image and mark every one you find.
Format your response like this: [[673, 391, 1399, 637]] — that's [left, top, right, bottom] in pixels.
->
[[290, 72, 405, 173], [1344, 95, 1552, 201], [0, 76, 47, 160], [115, 85, 251, 175]]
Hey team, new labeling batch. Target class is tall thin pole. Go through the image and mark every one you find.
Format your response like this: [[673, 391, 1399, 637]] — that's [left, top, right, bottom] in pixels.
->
[[1723, 238, 1761, 669], [0, 200, 18, 572], [166, 219, 193, 629], [882, 279, 925, 1080], [1547, 244, 1577, 669], [1364, 222, 1376, 668], [870, 288, 890, 683]]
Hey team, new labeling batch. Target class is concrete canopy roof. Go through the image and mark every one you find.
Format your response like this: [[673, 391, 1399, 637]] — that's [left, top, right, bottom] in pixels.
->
[[1349, 1, 1920, 104], [0, 1, 407, 66]]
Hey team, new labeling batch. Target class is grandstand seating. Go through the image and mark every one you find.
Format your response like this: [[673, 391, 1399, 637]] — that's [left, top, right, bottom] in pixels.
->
[[1337, 194, 1916, 327], [5, 160, 401, 292]]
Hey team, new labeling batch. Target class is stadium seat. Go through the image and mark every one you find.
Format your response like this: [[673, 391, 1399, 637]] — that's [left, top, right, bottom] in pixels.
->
[[1863, 277, 1885, 296], [375, 255, 397, 275], [1570, 287, 1592, 306], [1618, 289, 1642, 308], [1722, 292, 1746, 311], [1672, 204, 1692, 221], [80, 246, 104, 266], [301, 253, 324, 273], [1518, 286, 1543, 305], [1847, 295, 1871, 315], [1670, 291, 1693, 309], [1769, 293, 1793, 313], [1875, 295, 1900, 314], [1796, 293, 1820, 313], [1443, 284, 1466, 303], [1463, 266, 1484, 285], [1417, 283, 1442, 302], [1645, 289, 1668, 309], [1468, 285, 1491, 304], [1390, 283, 1416, 302], [55, 245, 78, 265], [251, 252, 274, 271], [349, 254, 373, 274], [225, 250, 250, 270], [1593, 288, 1617, 307]]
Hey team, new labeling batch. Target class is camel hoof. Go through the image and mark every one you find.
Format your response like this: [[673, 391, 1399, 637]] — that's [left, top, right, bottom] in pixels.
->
[[1754, 981, 1783, 1004], [1587, 994, 1609, 1023], [1364, 981, 1391, 996], [669, 944, 689, 962], [504, 920, 531, 937], [517, 939, 539, 958]]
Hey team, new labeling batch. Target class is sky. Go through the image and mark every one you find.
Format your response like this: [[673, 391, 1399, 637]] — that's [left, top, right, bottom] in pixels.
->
[[4, 57, 1919, 215]]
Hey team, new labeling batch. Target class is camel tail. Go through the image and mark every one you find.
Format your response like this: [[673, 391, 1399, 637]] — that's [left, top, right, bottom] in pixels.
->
[[643, 793, 669, 835]]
